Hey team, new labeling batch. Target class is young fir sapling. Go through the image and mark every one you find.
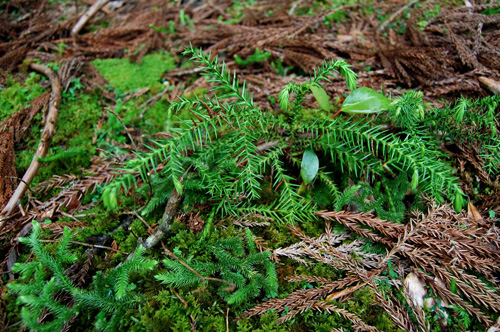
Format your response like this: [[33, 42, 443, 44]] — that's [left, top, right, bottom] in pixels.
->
[[102, 45, 465, 226]]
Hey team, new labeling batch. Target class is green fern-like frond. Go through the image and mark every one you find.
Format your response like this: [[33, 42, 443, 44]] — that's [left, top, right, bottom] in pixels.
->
[[103, 45, 467, 224], [9, 221, 157, 332], [156, 232, 278, 305]]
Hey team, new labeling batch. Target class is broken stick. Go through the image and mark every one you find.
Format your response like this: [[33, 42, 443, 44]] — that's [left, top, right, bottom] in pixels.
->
[[0, 63, 62, 222], [71, 0, 110, 36], [142, 188, 183, 250]]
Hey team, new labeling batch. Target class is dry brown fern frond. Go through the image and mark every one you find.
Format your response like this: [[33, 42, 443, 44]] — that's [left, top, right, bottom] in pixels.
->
[[316, 204, 500, 326], [0, 93, 50, 143], [0, 130, 16, 210], [244, 223, 407, 330], [0, 157, 124, 240], [243, 203, 500, 330], [456, 144, 498, 189]]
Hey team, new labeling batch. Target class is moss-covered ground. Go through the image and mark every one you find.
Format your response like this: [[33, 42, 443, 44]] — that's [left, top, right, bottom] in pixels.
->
[[2, 1, 499, 331]]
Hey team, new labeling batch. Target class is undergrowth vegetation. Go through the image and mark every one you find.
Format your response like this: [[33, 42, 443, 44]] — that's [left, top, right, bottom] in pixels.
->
[[5, 43, 499, 331], [2, 1, 500, 330]]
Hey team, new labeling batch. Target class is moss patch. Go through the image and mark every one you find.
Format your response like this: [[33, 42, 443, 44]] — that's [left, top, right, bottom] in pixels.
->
[[92, 52, 176, 92], [15, 93, 103, 184], [0, 73, 45, 122]]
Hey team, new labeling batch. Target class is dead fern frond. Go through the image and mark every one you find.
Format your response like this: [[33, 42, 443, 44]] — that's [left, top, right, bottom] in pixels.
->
[[244, 203, 500, 329], [0, 130, 16, 210], [315, 204, 500, 327]]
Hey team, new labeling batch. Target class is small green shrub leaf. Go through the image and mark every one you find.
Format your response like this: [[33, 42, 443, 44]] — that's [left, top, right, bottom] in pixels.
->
[[173, 177, 183, 195], [342, 87, 391, 114], [310, 85, 332, 111], [300, 149, 319, 184], [411, 169, 419, 191], [454, 190, 465, 213]]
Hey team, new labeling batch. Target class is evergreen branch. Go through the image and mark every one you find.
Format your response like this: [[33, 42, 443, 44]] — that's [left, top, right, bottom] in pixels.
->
[[9, 221, 157, 331]]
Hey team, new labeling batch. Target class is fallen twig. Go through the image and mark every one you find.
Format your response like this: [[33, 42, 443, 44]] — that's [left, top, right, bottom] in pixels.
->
[[71, 0, 110, 36], [0, 63, 62, 223], [38, 239, 129, 255], [141, 168, 191, 250], [377, 0, 420, 32], [139, 84, 170, 118], [478, 76, 500, 94], [142, 187, 183, 250], [106, 107, 137, 149], [171, 287, 189, 309]]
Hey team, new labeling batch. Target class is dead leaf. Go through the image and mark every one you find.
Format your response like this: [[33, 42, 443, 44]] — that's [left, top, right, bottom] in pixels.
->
[[468, 201, 484, 225], [404, 272, 427, 308]]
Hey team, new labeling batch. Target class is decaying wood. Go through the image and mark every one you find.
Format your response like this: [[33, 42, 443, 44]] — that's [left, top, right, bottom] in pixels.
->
[[0, 63, 61, 223]]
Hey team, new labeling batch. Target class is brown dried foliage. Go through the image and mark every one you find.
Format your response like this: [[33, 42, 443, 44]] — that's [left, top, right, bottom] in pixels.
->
[[243, 204, 500, 329], [0, 157, 121, 239], [378, 4, 500, 96], [0, 130, 16, 210], [3, 0, 494, 121], [315, 205, 500, 326], [0, 93, 50, 210]]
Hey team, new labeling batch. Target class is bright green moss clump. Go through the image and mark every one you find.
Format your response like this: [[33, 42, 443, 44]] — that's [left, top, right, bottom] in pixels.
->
[[15, 93, 103, 184], [0, 73, 45, 121], [92, 52, 176, 92]]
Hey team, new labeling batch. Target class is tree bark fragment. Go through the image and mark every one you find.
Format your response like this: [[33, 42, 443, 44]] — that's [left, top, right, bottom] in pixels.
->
[[142, 188, 183, 250]]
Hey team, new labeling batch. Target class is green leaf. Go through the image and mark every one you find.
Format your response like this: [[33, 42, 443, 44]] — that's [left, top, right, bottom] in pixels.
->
[[102, 187, 118, 211], [454, 190, 465, 213], [279, 87, 290, 111], [310, 85, 332, 111], [173, 177, 183, 195], [450, 278, 457, 294], [300, 149, 319, 184], [410, 169, 419, 191], [342, 87, 391, 114]]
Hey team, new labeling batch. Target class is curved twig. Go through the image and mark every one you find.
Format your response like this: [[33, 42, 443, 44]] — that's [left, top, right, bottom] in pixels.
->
[[0, 63, 62, 223]]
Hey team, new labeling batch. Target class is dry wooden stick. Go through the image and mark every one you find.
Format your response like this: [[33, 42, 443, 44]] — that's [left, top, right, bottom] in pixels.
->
[[0, 63, 61, 223], [478, 76, 500, 94], [71, 0, 110, 36], [377, 0, 420, 32], [142, 187, 183, 250], [141, 168, 192, 250], [38, 239, 129, 255], [106, 107, 137, 149], [171, 287, 189, 309]]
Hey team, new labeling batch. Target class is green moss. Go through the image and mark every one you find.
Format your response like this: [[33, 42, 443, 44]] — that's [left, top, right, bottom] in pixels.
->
[[92, 52, 176, 92], [15, 93, 102, 185], [116, 219, 148, 253], [0, 73, 45, 122]]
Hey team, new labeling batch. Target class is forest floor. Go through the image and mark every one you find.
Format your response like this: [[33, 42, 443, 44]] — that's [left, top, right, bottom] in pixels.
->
[[1, 0, 500, 331]]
